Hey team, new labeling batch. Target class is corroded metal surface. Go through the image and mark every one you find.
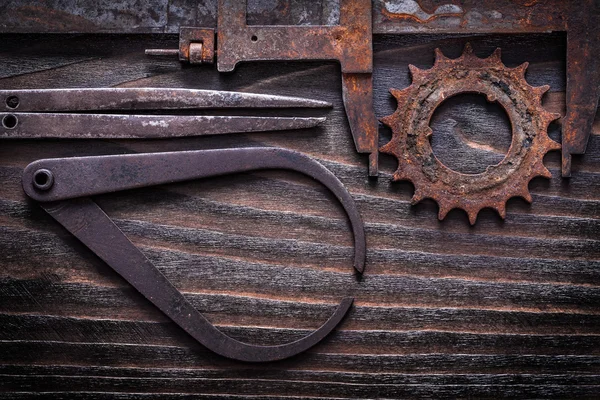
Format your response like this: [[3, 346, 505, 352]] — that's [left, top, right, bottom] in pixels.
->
[[179, 27, 215, 63], [0, 0, 573, 34], [32, 0, 593, 179], [1, 113, 326, 139], [1, 88, 331, 111], [0, 0, 209, 33], [374, 0, 600, 177], [217, 0, 371, 73], [1, 88, 329, 139], [0, 0, 335, 33], [380, 44, 561, 224], [147, 27, 216, 64], [217, 0, 379, 176], [146, 0, 379, 175], [22, 147, 366, 361], [562, 0, 600, 176], [341, 73, 378, 174], [373, 0, 568, 34]]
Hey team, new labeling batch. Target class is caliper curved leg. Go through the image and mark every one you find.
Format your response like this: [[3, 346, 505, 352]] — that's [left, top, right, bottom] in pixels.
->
[[39, 198, 352, 362], [23, 148, 366, 362]]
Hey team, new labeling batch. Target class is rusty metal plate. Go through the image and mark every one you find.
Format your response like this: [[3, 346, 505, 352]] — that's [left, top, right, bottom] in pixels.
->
[[217, 0, 371, 73], [373, 0, 568, 34]]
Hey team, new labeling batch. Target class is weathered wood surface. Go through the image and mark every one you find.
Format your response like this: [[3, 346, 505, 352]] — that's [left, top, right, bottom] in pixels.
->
[[0, 28, 599, 399]]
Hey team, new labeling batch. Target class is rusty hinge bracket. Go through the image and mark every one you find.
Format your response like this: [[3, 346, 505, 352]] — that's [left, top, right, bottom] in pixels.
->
[[146, 27, 215, 64]]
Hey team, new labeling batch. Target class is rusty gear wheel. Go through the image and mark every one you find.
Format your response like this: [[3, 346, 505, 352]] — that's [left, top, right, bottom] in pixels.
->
[[380, 44, 561, 224]]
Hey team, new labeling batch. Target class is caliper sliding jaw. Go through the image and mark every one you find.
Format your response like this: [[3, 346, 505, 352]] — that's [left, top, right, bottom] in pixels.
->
[[146, 0, 378, 177]]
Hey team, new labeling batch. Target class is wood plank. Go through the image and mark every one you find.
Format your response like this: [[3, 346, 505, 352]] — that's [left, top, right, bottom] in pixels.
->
[[0, 20, 598, 400]]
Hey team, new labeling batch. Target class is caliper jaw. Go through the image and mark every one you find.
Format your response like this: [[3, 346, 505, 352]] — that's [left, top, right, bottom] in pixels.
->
[[146, 0, 379, 176]]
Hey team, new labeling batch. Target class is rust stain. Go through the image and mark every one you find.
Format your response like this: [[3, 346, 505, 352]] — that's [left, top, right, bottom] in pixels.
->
[[518, 0, 541, 6], [380, 44, 561, 224]]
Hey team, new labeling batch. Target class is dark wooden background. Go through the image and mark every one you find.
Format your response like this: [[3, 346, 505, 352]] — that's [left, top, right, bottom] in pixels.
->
[[1, 2, 599, 399]]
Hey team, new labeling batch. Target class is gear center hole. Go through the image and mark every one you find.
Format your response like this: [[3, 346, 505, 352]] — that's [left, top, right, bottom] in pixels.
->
[[429, 93, 512, 175]]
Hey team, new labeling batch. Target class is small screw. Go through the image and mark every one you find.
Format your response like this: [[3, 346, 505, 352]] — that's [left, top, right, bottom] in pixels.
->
[[33, 169, 54, 191]]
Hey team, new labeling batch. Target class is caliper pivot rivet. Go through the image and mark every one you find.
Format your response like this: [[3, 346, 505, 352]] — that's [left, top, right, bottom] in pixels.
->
[[33, 169, 54, 191]]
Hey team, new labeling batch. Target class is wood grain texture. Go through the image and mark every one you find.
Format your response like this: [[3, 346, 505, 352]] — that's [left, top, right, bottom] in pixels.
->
[[0, 24, 599, 400]]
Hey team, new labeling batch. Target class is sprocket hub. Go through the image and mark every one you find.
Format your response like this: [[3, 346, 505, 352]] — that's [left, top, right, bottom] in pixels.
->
[[380, 44, 561, 224]]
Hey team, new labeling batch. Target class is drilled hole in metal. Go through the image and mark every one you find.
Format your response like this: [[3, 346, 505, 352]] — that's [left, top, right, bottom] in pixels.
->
[[251, 35, 258, 42], [429, 93, 512, 175], [33, 169, 54, 191], [2, 114, 18, 129], [6, 96, 19, 109]]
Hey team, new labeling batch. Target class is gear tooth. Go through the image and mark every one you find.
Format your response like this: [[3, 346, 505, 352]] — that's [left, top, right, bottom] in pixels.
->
[[437, 202, 452, 220], [392, 169, 409, 182], [408, 64, 424, 80], [380, 114, 395, 127], [546, 137, 562, 151], [542, 167, 552, 179], [461, 43, 478, 63], [411, 190, 424, 204], [389, 88, 412, 107], [389, 87, 405, 99], [379, 139, 395, 154], [489, 48, 502, 64], [548, 112, 562, 123], [496, 204, 507, 219], [539, 165, 553, 179], [521, 190, 533, 203], [533, 85, 551, 104], [467, 210, 478, 225], [539, 132, 561, 151], [541, 111, 556, 125], [537, 84, 550, 96], [514, 62, 529, 76], [434, 48, 450, 66], [381, 138, 404, 158]]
